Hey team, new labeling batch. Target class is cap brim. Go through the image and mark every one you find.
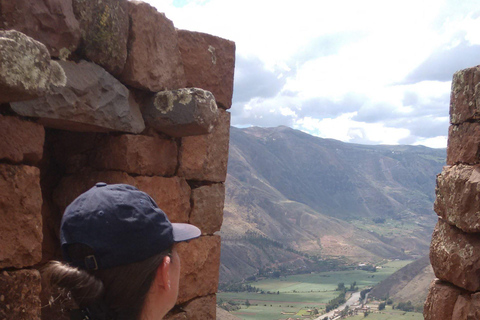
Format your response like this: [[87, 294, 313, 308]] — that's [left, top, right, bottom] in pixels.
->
[[172, 223, 201, 242]]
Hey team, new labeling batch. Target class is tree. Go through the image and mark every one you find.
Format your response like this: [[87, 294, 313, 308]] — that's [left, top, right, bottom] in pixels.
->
[[378, 302, 386, 311], [245, 299, 250, 308], [337, 282, 345, 291]]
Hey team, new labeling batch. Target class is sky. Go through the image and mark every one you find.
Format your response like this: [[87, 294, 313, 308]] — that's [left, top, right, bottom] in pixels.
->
[[144, 0, 480, 148]]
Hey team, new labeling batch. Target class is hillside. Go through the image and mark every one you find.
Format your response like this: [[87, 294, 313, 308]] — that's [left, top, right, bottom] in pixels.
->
[[369, 256, 435, 305], [220, 126, 445, 282]]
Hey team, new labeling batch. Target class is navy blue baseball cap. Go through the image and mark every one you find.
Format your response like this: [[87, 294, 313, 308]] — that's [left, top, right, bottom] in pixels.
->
[[60, 183, 201, 270]]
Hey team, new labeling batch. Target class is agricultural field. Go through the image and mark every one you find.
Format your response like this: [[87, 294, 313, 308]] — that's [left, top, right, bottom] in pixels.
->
[[217, 260, 415, 320], [348, 306, 423, 320]]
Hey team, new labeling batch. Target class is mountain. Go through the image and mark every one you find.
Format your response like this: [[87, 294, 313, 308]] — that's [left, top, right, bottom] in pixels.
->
[[220, 126, 445, 283], [369, 256, 435, 305]]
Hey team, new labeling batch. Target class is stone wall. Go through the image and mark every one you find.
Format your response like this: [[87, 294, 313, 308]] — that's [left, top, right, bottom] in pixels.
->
[[424, 66, 480, 320], [0, 1, 235, 319]]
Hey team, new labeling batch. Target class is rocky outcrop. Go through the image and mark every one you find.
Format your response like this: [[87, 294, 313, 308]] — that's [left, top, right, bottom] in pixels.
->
[[11, 60, 145, 133], [0, 30, 66, 103], [0, 270, 41, 320], [450, 66, 480, 124], [120, 1, 185, 91], [142, 88, 219, 137], [190, 183, 225, 234], [424, 280, 464, 320]]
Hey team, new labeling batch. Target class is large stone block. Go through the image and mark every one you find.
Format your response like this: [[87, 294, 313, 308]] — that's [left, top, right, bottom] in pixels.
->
[[0, 270, 41, 320], [0, 116, 44, 164], [120, 1, 185, 91], [11, 60, 145, 134], [0, 30, 66, 103], [178, 30, 235, 109], [430, 219, 480, 292], [181, 295, 216, 320], [91, 134, 177, 176], [450, 66, 480, 125], [0, 0, 80, 58], [134, 176, 191, 223], [452, 293, 480, 320], [142, 88, 219, 137], [447, 123, 480, 165], [179, 109, 230, 182], [190, 183, 225, 234], [424, 279, 464, 320], [53, 170, 135, 215], [72, 0, 128, 76], [434, 164, 480, 233], [0, 164, 42, 268], [176, 235, 221, 304]]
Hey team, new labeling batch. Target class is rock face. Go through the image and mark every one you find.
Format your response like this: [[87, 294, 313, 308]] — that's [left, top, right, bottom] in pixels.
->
[[0, 269, 41, 320], [434, 165, 480, 233], [0, 165, 42, 268], [452, 293, 480, 319], [0, 116, 44, 165], [11, 60, 145, 133], [134, 176, 191, 223], [450, 66, 480, 124], [447, 122, 480, 165], [143, 88, 219, 137], [179, 109, 230, 182], [72, 0, 128, 76], [181, 295, 217, 320], [120, 1, 185, 91], [430, 219, 480, 292], [190, 183, 225, 234], [178, 30, 235, 109], [177, 235, 221, 304], [0, 30, 66, 103], [91, 134, 177, 176], [424, 280, 463, 320], [0, 0, 81, 57]]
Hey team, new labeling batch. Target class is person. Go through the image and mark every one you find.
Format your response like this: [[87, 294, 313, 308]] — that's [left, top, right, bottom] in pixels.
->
[[42, 182, 201, 320]]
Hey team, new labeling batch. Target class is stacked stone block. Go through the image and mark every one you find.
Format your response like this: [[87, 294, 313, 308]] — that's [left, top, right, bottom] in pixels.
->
[[425, 65, 480, 320], [0, 1, 235, 319]]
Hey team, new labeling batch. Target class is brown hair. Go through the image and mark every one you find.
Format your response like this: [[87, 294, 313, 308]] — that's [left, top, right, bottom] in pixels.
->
[[42, 245, 171, 320]]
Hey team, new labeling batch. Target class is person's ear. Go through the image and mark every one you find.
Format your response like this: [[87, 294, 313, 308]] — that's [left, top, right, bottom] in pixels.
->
[[155, 255, 171, 291]]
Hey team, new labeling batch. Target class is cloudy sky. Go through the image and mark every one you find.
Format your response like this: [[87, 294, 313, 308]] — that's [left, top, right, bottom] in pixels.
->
[[145, 0, 480, 148]]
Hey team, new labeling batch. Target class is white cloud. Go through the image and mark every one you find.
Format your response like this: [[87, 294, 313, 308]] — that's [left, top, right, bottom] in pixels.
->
[[142, 0, 480, 148]]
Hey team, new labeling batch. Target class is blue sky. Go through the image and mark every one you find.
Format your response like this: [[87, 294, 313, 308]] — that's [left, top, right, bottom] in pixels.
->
[[144, 0, 480, 148]]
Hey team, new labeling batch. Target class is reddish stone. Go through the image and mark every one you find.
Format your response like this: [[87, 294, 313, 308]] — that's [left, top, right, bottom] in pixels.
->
[[450, 66, 480, 124], [434, 165, 480, 233], [179, 109, 230, 182], [447, 123, 480, 165], [142, 88, 219, 137], [91, 134, 177, 176], [181, 295, 216, 320], [53, 170, 135, 215], [451, 292, 480, 320], [11, 60, 145, 134], [120, 1, 185, 91], [0, 270, 41, 320], [176, 235, 221, 304], [0, 164, 42, 268], [72, 0, 128, 76], [190, 183, 225, 234], [424, 279, 463, 320], [178, 30, 235, 109], [0, 0, 80, 58], [0, 30, 66, 103], [0, 116, 44, 164], [134, 176, 191, 223], [430, 219, 480, 292], [164, 311, 186, 320]]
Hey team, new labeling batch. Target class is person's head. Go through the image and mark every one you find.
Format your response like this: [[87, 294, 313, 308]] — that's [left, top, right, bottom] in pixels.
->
[[42, 183, 201, 320]]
